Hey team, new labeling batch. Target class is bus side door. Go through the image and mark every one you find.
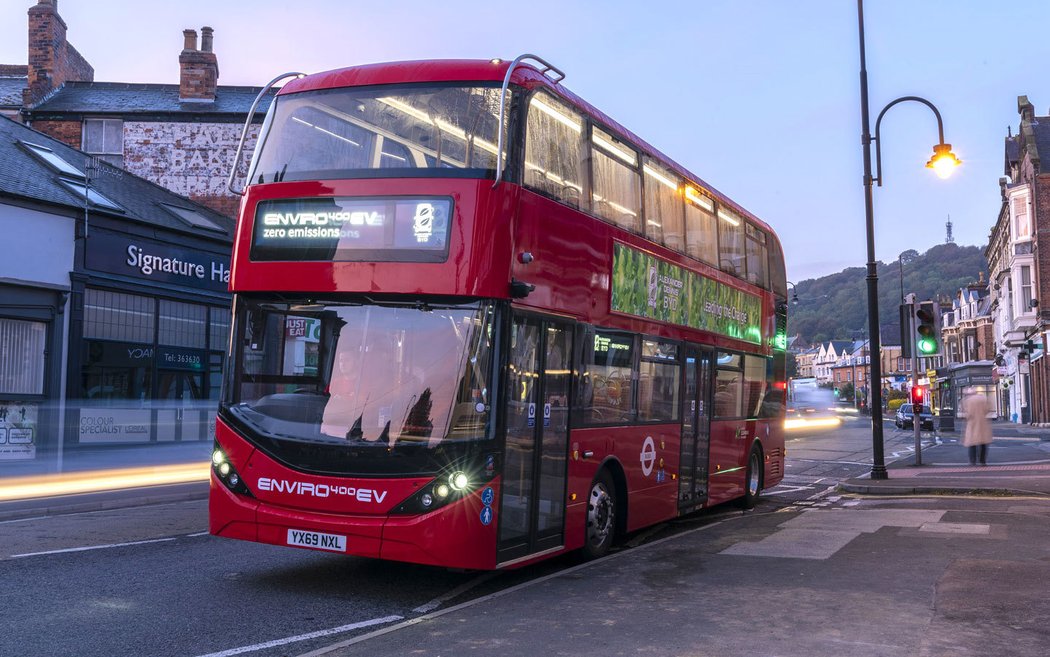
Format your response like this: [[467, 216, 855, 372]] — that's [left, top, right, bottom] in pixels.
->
[[497, 314, 573, 565]]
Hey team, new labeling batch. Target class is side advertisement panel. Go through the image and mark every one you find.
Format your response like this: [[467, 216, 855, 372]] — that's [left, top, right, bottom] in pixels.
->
[[610, 243, 763, 345]]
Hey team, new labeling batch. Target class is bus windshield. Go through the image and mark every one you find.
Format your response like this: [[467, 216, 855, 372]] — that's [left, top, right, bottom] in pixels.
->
[[225, 298, 495, 475], [248, 84, 510, 184]]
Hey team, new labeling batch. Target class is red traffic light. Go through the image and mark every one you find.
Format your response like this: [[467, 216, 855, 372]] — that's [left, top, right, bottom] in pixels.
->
[[911, 386, 923, 405]]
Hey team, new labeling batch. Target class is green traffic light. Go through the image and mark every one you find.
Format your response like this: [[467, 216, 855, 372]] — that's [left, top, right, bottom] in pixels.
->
[[918, 338, 937, 354]]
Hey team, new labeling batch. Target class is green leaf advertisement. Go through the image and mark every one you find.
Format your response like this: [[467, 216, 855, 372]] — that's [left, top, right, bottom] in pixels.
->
[[611, 243, 763, 344]]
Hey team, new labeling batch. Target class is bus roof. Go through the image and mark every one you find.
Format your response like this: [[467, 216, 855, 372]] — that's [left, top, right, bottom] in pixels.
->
[[278, 59, 779, 243]]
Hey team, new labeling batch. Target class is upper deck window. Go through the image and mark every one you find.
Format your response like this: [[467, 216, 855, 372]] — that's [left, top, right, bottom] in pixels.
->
[[591, 127, 642, 233], [524, 93, 585, 208], [247, 84, 509, 184]]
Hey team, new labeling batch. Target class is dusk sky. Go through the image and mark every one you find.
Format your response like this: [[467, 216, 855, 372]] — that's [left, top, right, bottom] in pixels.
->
[[3, 0, 1049, 284]]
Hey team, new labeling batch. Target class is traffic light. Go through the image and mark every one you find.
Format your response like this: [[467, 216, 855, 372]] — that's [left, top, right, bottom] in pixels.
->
[[914, 301, 941, 356], [911, 385, 923, 406]]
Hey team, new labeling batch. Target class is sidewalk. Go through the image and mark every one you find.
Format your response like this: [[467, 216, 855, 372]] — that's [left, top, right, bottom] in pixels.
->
[[301, 491, 1050, 657], [842, 424, 1050, 496]]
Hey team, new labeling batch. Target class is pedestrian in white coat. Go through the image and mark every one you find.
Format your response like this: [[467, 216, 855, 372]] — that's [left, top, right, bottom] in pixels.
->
[[962, 388, 992, 465]]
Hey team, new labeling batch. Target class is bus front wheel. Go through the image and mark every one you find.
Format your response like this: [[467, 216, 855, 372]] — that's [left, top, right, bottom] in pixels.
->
[[740, 446, 763, 510], [583, 470, 616, 560]]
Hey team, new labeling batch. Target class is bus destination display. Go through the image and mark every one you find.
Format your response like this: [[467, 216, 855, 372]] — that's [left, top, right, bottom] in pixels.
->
[[251, 196, 453, 262]]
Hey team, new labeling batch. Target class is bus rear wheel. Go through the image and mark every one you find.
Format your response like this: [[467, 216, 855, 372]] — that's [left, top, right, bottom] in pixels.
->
[[740, 446, 763, 510], [583, 470, 616, 560]]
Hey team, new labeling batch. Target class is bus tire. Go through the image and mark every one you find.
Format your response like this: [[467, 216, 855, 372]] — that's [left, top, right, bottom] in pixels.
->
[[740, 445, 763, 510], [582, 469, 616, 560]]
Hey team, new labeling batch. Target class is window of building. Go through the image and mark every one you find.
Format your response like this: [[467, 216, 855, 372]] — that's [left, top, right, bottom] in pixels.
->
[[160, 204, 226, 233], [643, 159, 684, 252], [0, 318, 46, 395], [83, 118, 124, 167], [20, 141, 86, 178], [159, 300, 207, 348], [591, 126, 641, 233], [1012, 192, 1030, 241], [1020, 266, 1034, 313], [58, 180, 123, 212], [524, 93, 585, 208], [84, 289, 155, 343]]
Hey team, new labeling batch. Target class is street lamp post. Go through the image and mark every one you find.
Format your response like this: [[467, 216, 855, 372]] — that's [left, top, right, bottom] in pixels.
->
[[857, 0, 959, 480]]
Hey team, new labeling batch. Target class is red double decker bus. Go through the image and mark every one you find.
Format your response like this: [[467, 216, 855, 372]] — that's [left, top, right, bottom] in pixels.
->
[[209, 55, 788, 569]]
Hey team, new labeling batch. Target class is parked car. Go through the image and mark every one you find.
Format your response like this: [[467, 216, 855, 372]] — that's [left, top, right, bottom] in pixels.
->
[[895, 403, 934, 430]]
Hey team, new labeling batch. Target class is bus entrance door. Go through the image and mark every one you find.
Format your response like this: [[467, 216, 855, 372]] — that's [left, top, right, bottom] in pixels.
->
[[497, 315, 573, 565], [678, 346, 712, 511]]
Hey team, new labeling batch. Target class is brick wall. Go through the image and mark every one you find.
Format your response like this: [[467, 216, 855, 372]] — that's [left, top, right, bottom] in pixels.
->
[[24, 0, 93, 106], [32, 119, 81, 148], [123, 121, 260, 218], [1034, 173, 1050, 310]]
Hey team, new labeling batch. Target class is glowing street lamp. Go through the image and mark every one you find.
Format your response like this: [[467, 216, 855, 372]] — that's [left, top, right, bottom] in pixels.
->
[[857, 0, 960, 480], [926, 143, 962, 179]]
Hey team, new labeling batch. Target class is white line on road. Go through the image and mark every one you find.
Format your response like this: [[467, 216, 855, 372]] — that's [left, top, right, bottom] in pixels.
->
[[412, 572, 500, 613], [194, 616, 403, 657], [10, 537, 176, 558], [763, 485, 815, 496]]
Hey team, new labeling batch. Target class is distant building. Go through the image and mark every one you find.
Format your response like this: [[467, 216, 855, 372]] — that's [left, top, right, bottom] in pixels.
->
[[938, 278, 996, 416], [6, 0, 271, 218], [988, 95, 1049, 424]]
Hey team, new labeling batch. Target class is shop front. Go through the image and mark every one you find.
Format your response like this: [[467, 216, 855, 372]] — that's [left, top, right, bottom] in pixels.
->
[[66, 227, 231, 455], [944, 361, 996, 419]]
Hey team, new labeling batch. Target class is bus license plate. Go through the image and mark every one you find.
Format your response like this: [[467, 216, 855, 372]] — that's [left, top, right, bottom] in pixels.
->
[[287, 529, 346, 552]]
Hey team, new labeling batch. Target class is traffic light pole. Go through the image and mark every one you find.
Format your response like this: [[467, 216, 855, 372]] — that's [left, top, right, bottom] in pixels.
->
[[905, 294, 923, 465]]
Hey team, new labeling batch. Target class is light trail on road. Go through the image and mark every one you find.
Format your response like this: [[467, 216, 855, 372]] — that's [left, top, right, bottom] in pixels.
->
[[0, 462, 209, 501]]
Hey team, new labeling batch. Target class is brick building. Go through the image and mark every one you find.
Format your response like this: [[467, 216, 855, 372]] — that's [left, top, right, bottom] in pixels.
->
[[7, 0, 272, 218], [989, 96, 1050, 424]]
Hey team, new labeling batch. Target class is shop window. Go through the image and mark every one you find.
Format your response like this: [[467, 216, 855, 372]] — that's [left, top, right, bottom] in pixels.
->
[[84, 288, 154, 343], [0, 318, 46, 395], [210, 307, 231, 351], [159, 300, 206, 348]]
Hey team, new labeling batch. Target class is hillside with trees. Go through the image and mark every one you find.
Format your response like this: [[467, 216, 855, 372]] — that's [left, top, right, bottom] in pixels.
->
[[789, 243, 987, 345]]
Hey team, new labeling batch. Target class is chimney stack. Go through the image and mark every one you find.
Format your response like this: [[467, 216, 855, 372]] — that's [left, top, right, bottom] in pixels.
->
[[179, 26, 219, 102], [24, 0, 94, 106]]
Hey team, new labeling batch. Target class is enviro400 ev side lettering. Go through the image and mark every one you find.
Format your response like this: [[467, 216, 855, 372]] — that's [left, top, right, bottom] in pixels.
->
[[257, 477, 389, 503]]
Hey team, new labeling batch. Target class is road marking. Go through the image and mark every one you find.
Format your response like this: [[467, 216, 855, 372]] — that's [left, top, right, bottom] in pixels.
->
[[10, 537, 176, 558], [194, 616, 403, 657], [763, 485, 814, 496], [412, 573, 499, 613]]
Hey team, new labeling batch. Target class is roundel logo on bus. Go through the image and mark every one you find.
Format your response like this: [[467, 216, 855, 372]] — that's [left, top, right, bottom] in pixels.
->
[[640, 436, 656, 477]]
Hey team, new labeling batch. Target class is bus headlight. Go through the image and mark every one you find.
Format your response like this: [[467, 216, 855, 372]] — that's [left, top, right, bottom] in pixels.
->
[[449, 472, 470, 491], [211, 442, 254, 498]]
